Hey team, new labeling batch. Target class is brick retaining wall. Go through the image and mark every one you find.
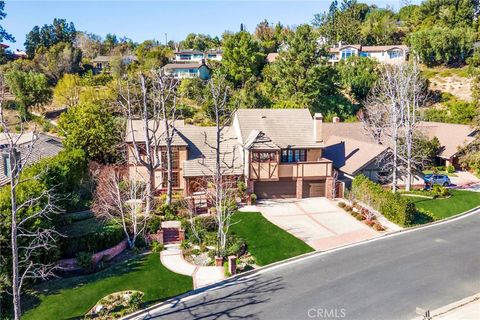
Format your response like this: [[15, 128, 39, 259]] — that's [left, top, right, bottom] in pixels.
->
[[57, 239, 128, 271]]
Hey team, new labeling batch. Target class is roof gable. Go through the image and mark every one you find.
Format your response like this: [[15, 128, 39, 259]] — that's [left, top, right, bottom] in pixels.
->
[[234, 109, 321, 149]]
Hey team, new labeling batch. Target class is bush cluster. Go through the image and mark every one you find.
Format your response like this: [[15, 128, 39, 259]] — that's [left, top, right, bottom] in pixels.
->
[[351, 175, 416, 227], [59, 219, 125, 258]]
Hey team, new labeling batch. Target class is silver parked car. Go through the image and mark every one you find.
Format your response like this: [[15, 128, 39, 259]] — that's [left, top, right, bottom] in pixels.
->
[[424, 174, 451, 187]]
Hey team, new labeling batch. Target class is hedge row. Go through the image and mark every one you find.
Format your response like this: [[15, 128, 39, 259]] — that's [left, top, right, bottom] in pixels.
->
[[351, 175, 416, 227], [59, 218, 125, 258]]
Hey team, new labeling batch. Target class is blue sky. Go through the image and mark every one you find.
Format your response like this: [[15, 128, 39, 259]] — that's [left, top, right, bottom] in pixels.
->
[[3, 1, 420, 50]]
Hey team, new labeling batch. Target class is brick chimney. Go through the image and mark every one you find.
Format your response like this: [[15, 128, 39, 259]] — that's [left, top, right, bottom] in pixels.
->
[[314, 113, 323, 143]]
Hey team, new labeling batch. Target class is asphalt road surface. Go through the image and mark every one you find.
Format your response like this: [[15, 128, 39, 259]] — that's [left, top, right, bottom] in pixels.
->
[[136, 211, 480, 320]]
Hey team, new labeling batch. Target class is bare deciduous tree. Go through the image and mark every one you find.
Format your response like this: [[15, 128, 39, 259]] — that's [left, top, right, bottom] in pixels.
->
[[362, 61, 426, 192], [92, 165, 148, 248], [198, 75, 240, 258], [0, 79, 60, 320], [151, 70, 179, 206], [119, 71, 179, 214]]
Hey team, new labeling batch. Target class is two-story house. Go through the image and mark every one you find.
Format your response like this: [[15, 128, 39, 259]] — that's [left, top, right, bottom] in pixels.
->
[[328, 43, 409, 65], [162, 61, 211, 80], [233, 109, 334, 199], [92, 55, 138, 74], [125, 109, 337, 201], [173, 49, 223, 62]]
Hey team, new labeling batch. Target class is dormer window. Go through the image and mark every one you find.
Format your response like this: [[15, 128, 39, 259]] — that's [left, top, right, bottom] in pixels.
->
[[252, 151, 276, 162]]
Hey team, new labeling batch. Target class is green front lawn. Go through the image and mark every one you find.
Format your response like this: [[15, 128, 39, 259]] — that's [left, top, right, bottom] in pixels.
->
[[230, 212, 314, 266], [23, 253, 192, 320], [406, 190, 480, 220]]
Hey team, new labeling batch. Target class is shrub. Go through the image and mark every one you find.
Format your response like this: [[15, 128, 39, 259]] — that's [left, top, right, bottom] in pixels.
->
[[237, 181, 247, 200], [150, 241, 164, 253], [373, 223, 385, 231], [223, 262, 231, 277], [226, 235, 246, 257], [127, 291, 144, 312], [76, 251, 93, 271], [250, 193, 257, 204], [180, 240, 190, 250], [447, 165, 455, 174], [338, 202, 346, 208], [147, 215, 162, 233], [158, 204, 175, 220], [432, 185, 451, 197], [364, 220, 375, 227], [352, 175, 417, 226], [59, 218, 125, 258]]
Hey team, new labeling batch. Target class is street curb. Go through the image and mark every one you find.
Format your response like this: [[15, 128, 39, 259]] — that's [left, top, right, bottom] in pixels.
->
[[411, 293, 480, 320], [122, 206, 480, 319]]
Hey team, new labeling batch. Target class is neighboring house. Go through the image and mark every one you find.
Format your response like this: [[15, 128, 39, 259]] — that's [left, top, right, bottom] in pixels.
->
[[125, 109, 338, 201], [162, 61, 211, 80], [328, 43, 409, 65], [173, 49, 223, 62], [266, 52, 279, 63], [13, 49, 27, 59], [416, 121, 477, 168], [92, 55, 138, 74], [0, 133, 63, 186], [322, 121, 476, 186]]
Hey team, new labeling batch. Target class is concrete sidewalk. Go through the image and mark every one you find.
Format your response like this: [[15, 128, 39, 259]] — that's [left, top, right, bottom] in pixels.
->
[[160, 245, 225, 289], [412, 293, 480, 320]]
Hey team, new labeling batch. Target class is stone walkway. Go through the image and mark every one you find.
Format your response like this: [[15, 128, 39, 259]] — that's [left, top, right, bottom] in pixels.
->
[[160, 245, 225, 289]]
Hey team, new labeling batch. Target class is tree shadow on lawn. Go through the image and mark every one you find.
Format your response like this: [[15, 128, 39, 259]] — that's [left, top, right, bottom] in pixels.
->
[[22, 254, 146, 314], [149, 275, 285, 320], [411, 210, 435, 226]]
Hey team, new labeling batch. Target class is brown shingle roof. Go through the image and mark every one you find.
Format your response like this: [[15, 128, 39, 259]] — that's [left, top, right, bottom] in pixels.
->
[[329, 44, 408, 53], [322, 121, 477, 174], [324, 135, 388, 175], [178, 126, 243, 177], [234, 109, 322, 149], [416, 121, 476, 159], [163, 63, 203, 70], [0, 133, 64, 186], [362, 45, 409, 52], [125, 120, 189, 147]]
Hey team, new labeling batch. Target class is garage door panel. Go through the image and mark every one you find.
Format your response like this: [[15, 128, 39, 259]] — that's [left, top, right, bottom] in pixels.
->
[[255, 180, 296, 199], [302, 179, 326, 198]]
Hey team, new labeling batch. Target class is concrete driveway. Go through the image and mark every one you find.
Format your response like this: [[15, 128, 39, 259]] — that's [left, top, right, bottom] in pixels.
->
[[253, 198, 379, 251]]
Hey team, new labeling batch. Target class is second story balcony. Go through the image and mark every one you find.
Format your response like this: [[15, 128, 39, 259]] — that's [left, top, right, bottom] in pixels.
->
[[249, 159, 333, 181], [278, 160, 332, 179]]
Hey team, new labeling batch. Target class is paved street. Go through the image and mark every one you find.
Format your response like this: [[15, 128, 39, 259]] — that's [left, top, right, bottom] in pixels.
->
[[136, 211, 480, 320]]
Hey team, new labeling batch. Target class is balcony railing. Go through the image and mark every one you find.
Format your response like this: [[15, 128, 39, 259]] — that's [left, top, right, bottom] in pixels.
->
[[278, 160, 332, 178]]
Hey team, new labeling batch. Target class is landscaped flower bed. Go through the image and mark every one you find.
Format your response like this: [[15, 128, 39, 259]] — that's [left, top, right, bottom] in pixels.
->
[[85, 290, 144, 319], [338, 201, 385, 232]]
